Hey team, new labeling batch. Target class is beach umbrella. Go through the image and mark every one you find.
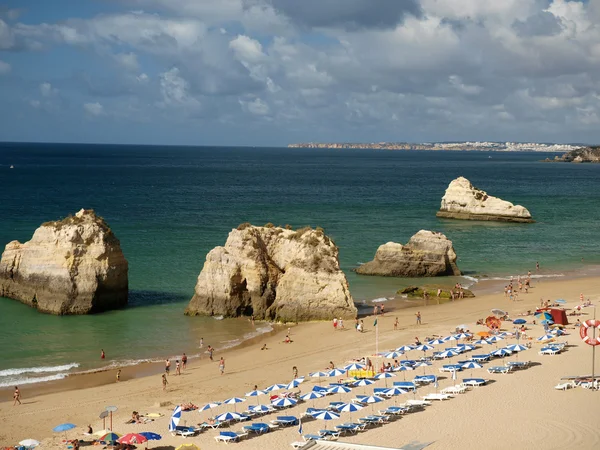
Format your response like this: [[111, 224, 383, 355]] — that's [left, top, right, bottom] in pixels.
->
[[499, 332, 513, 337], [310, 371, 328, 385], [312, 410, 339, 430], [294, 376, 306, 383], [541, 319, 554, 326], [384, 387, 408, 396], [337, 402, 363, 419], [139, 432, 161, 441], [437, 350, 459, 359], [416, 344, 434, 353], [507, 344, 528, 352], [428, 339, 445, 346], [328, 368, 346, 377], [360, 395, 384, 412], [353, 378, 374, 393], [175, 444, 200, 450], [328, 384, 352, 401], [300, 391, 324, 407], [99, 432, 121, 444], [537, 334, 554, 342], [459, 344, 476, 351], [272, 397, 297, 408], [223, 397, 246, 412], [461, 361, 483, 377], [492, 348, 511, 359], [53, 423, 76, 441], [246, 390, 267, 404], [475, 339, 491, 345], [200, 401, 221, 412], [513, 319, 527, 325], [285, 380, 301, 390], [118, 433, 148, 445], [454, 333, 471, 340], [393, 365, 413, 380], [476, 331, 491, 337], [18, 440, 40, 448], [343, 363, 365, 371], [396, 345, 414, 352], [383, 351, 403, 359], [442, 335, 456, 342], [491, 309, 506, 316], [415, 361, 431, 374], [169, 406, 182, 431], [249, 404, 272, 414], [486, 336, 504, 348], [374, 372, 396, 387], [265, 383, 287, 392], [216, 411, 242, 422], [535, 311, 553, 321], [93, 430, 110, 437]]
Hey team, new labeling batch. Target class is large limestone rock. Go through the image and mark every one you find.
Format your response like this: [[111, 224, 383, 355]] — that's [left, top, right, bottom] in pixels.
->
[[355, 230, 461, 277], [437, 177, 534, 223], [0, 209, 128, 314], [185, 224, 357, 322]]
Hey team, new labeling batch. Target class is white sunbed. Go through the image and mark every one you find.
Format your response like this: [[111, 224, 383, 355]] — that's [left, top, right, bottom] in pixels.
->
[[441, 385, 467, 394], [214, 430, 248, 443], [404, 399, 432, 407], [422, 393, 453, 401], [554, 382, 575, 390], [539, 348, 559, 355]]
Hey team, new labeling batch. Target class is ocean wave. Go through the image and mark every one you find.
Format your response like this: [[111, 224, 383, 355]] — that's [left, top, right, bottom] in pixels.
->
[[478, 273, 565, 281], [0, 373, 69, 388], [371, 297, 388, 303], [0, 362, 79, 378]]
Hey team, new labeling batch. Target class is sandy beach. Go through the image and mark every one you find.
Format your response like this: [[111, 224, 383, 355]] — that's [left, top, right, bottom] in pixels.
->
[[2, 275, 600, 450]]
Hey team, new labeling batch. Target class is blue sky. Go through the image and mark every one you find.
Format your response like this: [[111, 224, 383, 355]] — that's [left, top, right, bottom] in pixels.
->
[[0, 0, 599, 146]]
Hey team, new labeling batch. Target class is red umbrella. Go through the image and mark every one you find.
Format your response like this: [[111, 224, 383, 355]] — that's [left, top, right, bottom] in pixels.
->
[[117, 433, 148, 445], [485, 316, 501, 330]]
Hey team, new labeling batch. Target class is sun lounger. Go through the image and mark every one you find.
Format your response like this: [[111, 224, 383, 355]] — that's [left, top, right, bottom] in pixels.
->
[[172, 426, 199, 437], [291, 442, 311, 449], [487, 366, 511, 374], [405, 399, 432, 406], [304, 433, 337, 442], [199, 421, 224, 430], [471, 354, 491, 362], [422, 393, 453, 401], [319, 430, 341, 438], [328, 401, 345, 410], [271, 416, 299, 427], [414, 375, 437, 384], [393, 381, 417, 391], [462, 378, 487, 386], [379, 406, 408, 415], [358, 417, 384, 427], [554, 382, 575, 390], [301, 408, 326, 419], [507, 361, 530, 369], [242, 423, 271, 434], [439, 365, 462, 373], [441, 385, 467, 394], [214, 430, 248, 443], [539, 348, 559, 355], [335, 422, 365, 434]]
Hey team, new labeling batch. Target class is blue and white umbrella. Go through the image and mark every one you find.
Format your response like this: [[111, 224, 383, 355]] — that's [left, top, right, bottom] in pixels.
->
[[506, 344, 528, 352], [513, 318, 527, 325], [442, 335, 456, 342], [375, 372, 396, 380], [223, 397, 246, 412], [216, 411, 242, 422], [168, 406, 181, 431], [461, 361, 483, 377], [415, 361, 431, 374], [491, 348, 511, 358], [293, 376, 306, 383], [328, 369, 346, 377], [310, 371, 329, 385], [428, 339, 445, 346], [343, 363, 365, 371], [359, 395, 384, 412], [396, 345, 414, 352], [300, 391, 324, 407], [383, 351, 403, 359], [353, 378, 374, 387], [272, 397, 297, 408], [499, 332, 513, 337], [416, 344, 434, 352], [286, 380, 301, 389], [393, 364, 414, 380], [328, 385, 352, 394], [437, 350, 459, 359], [337, 402, 363, 414], [537, 334, 554, 341], [265, 383, 287, 392], [486, 336, 504, 343], [249, 404, 272, 414], [475, 339, 492, 345], [246, 390, 267, 404], [454, 333, 471, 340], [384, 387, 408, 396], [312, 410, 340, 428], [200, 402, 221, 412]]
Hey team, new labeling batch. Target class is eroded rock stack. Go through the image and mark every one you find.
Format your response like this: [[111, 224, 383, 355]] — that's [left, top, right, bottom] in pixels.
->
[[0, 209, 128, 314], [436, 177, 534, 223], [185, 224, 357, 322], [355, 230, 461, 277]]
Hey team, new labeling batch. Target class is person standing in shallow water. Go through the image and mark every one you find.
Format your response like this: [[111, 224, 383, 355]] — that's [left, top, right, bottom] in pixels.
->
[[13, 386, 21, 406], [219, 357, 225, 375], [162, 374, 168, 391], [101, 349, 105, 360], [416, 311, 422, 325]]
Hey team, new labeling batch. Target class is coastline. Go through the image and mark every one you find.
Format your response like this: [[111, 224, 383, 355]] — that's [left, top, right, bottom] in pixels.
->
[[2, 264, 599, 400], [2, 270, 600, 448]]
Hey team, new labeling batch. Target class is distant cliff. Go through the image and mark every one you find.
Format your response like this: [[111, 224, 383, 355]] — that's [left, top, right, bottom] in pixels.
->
[[544, 146, 600, 163], [0, 209, 128, 315], [185, 224, 357, 322]]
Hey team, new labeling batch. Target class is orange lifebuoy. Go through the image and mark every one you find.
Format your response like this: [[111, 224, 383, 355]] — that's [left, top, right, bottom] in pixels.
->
[[580, 319, 600, 346]]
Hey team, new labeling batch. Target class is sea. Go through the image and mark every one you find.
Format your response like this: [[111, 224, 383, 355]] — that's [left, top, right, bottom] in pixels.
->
[[1, 142, 599, 389]]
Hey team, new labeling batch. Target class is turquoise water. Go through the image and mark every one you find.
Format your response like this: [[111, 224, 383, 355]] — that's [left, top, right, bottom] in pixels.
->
[[1, 143, 599, 386]]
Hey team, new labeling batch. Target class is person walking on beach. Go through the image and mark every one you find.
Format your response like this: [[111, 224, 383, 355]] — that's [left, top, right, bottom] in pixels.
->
[[13, 386, 21, 406], [200, 338, 204, 348], [101, 349, 105, 360], [333, 317, 338, 330], [381, 304, 385, 315], [338, 317, 344, 329], [161, 374, 168, 391], [293, 366, 298, 379], [116, 370, 121, 382], [416, 311, 422, 325], [207, 345, 214, 361], [394, 317, 399, 330], [165, 359, 171, 375], [182, 353, 187, 370], [219, 357, 225, 375], [175, 360, 181, 375]]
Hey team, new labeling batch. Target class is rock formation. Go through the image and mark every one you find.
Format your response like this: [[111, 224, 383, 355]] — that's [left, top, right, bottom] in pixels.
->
[[398, 285, 475, 299], [544, 146, 600, 163], [355, 230, 461, 277], [0, 209, 128, 314], [436, 177, 534, 223], [185, 224, 357, 322]]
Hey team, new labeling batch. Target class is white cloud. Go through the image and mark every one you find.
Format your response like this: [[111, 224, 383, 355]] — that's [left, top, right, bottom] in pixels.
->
[[114, 52, 140, 72], [84, 102, 105, 116], [0, 59, 10, 74], [158, 67, 201, 109], [240, 97, 270, 116], [40, 82, 58, 97]]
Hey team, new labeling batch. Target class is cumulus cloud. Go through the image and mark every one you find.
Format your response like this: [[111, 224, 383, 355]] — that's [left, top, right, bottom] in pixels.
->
[[84, 102, 105, 116], [0, 0, 600, 143], [0, 59, 10, 74]]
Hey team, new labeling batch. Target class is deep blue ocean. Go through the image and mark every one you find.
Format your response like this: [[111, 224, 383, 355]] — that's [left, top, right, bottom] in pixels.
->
[[1, 143, 599, 387]]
